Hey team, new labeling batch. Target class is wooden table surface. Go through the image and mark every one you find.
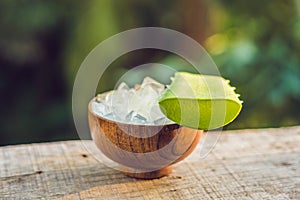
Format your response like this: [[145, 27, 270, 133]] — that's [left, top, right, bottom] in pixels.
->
[[1, 126, 299, 200]]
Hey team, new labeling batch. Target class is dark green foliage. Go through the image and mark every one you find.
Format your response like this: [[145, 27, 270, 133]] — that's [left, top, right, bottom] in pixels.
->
[[0, 0, 299, 145]]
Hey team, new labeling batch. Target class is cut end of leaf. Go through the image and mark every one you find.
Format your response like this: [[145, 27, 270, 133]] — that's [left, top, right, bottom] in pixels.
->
[[158, 72, 243, 130]]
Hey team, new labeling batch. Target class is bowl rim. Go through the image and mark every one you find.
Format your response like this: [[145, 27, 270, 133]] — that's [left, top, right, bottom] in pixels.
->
[[88, 97, 178, 128]]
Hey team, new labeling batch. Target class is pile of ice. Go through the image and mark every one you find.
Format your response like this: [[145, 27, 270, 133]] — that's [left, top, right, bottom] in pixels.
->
[[91, 77, 174, 125]]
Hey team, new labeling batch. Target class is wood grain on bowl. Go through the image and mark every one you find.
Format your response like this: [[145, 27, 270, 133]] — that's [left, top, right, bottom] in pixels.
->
[[88, 98, 202, 179]]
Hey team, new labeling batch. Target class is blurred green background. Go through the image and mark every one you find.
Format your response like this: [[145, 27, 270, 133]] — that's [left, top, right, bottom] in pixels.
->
[[0, 0, 299, 145]]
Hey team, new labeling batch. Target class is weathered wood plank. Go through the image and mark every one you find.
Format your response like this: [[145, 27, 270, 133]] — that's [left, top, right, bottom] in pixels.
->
[[0, 126, 299, 199]]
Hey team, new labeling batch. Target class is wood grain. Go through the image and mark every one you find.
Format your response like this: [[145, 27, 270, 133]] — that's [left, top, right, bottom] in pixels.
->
[[0, 126, 299, 199]]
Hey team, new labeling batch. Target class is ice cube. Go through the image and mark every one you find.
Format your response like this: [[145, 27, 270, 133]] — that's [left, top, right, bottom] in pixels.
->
[[117, 82, 129, 91], [97, 91, 113, 113], [125, 110, 135, 122], [125, 111, 147, 124], [132, 113, 147, 124], [150, 103, 165, 122], [128, 88, 136, 100], [140, 85, 159, 104], [154, 117, 167, 125], [141, 77, 165, 94], [132, 85, 159, 121], [92, 102, 107, 116], [127, 86, 146, 116], [96, 92, 109, 103], [111, 90, 129, 120], [93, 76, 170, 125], [103, 112, 115, 120]]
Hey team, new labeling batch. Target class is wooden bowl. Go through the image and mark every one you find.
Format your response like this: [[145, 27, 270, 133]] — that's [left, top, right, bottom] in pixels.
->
[[88, 98, 202, 179]]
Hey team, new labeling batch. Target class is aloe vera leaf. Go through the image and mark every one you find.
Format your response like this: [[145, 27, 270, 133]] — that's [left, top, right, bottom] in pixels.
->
[[158, 72, 242, 130]]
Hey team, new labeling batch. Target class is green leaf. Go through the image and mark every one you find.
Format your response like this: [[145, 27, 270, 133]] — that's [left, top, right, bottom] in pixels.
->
[[158, 72, 243, 130]]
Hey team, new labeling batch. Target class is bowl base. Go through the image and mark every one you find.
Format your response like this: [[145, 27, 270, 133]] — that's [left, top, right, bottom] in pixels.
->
[[120, 165, 173, 179]]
